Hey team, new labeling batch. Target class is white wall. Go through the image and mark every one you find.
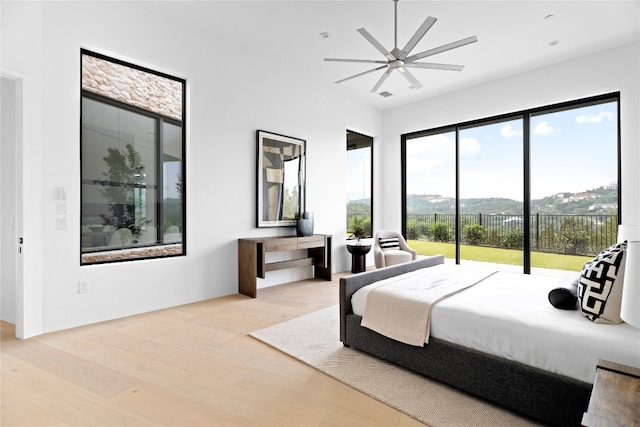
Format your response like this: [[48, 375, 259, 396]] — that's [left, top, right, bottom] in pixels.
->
[[380, 42, 640, 231], [3, 1, 637, 337], [2, 1, 381, 336]]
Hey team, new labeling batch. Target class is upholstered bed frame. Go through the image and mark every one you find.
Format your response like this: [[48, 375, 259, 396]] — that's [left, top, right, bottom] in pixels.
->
[[339, 256, 593, 427]]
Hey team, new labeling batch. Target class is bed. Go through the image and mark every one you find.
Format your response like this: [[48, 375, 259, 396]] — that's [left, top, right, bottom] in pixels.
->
[[339, 255, 640, 427]]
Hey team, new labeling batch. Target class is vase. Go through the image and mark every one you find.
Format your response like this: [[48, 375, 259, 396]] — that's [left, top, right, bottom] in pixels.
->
[[297, 212, 314, 237]]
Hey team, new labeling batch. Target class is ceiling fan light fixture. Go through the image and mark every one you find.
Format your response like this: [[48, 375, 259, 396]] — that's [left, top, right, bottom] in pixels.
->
[[323, 0, 477, 94]]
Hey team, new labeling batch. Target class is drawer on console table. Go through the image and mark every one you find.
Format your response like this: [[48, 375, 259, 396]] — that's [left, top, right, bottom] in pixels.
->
[[263, 239, 298, 252], [297, 235, 325, 249]]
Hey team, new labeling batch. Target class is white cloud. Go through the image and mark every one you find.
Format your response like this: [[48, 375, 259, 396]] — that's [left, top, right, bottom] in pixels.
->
[[576, 111, 615, 124], [500, 124, 521, 138], [534, 121, 556, 136], [460, 136, 481, 156]]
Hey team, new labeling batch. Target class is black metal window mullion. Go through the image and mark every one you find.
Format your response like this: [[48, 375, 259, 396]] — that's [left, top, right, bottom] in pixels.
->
[[157, 118, 165, 245], [617, 99, 622, 225], [523, 114, 531, 274], [401, 135, 407, 236], [454, 128, 461, 265], [180, 90, 187, 254]]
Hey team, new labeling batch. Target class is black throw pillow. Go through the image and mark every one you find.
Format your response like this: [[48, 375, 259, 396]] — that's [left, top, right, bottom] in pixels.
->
[[548, 275, 579, 310]]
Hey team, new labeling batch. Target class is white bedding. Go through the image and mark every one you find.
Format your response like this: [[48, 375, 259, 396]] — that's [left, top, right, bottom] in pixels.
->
[[352, 265, 640, 384], [361, 265, 497, 346]]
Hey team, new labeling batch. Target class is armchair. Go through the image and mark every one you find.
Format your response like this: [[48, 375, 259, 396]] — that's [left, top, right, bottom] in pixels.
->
[[373, 230, 418, 268]]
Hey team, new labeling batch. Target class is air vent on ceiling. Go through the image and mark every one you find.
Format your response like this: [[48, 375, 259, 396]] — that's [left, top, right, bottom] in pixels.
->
[[379, 91, 393, 97]]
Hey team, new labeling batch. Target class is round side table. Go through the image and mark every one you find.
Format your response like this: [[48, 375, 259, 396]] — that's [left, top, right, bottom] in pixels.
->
[[346, 244, 371, 273]]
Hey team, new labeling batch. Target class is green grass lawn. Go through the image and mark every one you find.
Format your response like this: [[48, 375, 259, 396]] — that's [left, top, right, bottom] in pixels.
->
[[408, 240, 590, 272]]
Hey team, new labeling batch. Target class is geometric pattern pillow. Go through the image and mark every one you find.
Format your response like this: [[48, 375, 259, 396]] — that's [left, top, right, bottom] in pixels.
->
[[577, 242, 627, 324], [379, 237, 401, 251]]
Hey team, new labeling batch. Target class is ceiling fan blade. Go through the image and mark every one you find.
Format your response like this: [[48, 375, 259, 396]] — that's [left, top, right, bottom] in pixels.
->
[[404, 35, 478, 63], [335, 65, 388, 84], [370, 68, 393, 93], [357, 28, 396, 61], [404, 62, 465, 71], [398, 67, 423, 89], [398, 16, 437, 60], [324, 58, 388, 65]]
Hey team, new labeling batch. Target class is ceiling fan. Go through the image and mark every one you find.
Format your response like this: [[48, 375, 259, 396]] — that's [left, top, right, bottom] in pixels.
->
[[324, 0, 478, 93]]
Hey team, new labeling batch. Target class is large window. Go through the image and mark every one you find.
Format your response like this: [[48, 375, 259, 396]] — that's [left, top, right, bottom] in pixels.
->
[[402, 93, 620, 273], [530, 101, 619, 257], [81, 50, 186, 264], [346, 131, 373, 239], [459, 118, 524, 267]]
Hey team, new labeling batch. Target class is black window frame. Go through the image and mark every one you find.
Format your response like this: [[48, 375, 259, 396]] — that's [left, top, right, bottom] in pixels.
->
[[346, 130, 374, 239], [401, 92, 621, 273], [80, 49, 187, 265]]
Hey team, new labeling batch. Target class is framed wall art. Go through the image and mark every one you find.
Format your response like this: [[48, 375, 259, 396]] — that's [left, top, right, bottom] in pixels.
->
[[256, 130, 306, 228]]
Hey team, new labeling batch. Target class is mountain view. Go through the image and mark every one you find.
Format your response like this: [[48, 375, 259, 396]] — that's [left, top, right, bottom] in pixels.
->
[[405, 185, 618, 216]]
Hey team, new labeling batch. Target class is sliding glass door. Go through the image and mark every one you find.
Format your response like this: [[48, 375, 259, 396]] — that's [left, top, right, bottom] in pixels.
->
[[402, 93, 619, 273], [530, 100, 619, 264], [459, 118, 523, 269], [404, 130, 457, 254]]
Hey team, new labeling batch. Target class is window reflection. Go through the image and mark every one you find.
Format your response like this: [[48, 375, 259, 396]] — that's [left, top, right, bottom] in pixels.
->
[[80, 50, 185, 264]]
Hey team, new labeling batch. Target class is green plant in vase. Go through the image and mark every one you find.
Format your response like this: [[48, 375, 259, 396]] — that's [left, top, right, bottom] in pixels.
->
[[348, 215, 368, 245]]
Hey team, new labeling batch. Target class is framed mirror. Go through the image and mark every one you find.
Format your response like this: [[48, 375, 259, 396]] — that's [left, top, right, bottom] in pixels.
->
[[257, 130, 306, 227]]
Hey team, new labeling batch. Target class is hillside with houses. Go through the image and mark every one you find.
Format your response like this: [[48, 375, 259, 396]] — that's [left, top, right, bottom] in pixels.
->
[[405, 185, 618, 216]]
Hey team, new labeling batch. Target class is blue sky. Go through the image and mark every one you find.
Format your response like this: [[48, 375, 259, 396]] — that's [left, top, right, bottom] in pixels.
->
[[346, 147, 372, 201], [405, 101, 618, 201]]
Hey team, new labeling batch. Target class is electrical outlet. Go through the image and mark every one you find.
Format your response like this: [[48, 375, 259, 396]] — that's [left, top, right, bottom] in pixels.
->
[[78, 281, 89, 294]]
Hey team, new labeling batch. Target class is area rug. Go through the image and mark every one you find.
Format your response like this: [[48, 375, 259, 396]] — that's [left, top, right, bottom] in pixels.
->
[[250, 306, 542, 427]]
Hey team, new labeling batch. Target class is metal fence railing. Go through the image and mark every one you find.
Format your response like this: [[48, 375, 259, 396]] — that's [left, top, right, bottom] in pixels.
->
[[406, 213, 618, 256]]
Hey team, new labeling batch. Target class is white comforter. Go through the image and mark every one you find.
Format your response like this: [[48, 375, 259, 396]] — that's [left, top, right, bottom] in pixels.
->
[[352, 265, 640, 384]]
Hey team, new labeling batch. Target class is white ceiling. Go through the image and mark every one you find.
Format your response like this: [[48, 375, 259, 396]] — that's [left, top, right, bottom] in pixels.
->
[[145, 1, 640, 111]]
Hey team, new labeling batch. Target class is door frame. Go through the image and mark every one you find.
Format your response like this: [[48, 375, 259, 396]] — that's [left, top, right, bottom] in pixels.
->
[[1, 70, 25, 338]]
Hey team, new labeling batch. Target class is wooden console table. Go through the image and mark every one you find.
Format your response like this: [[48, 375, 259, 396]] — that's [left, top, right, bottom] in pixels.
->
[[238, 234, 332, 298]]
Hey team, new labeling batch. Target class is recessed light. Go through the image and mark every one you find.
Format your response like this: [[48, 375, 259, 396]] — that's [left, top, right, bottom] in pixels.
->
[[545, 14, 554, 20], [549, 40, 559, 46], [319, 32, 330, 39]]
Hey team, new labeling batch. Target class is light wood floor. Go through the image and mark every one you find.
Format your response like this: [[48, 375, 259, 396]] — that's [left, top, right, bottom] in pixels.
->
[[0, 274, 425, 427]]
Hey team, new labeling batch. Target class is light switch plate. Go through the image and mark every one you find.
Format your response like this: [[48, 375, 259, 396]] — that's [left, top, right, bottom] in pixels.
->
[[57, 217, 67, 230], [58, 186, 67, 201], [57, 201, 68, 215]]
